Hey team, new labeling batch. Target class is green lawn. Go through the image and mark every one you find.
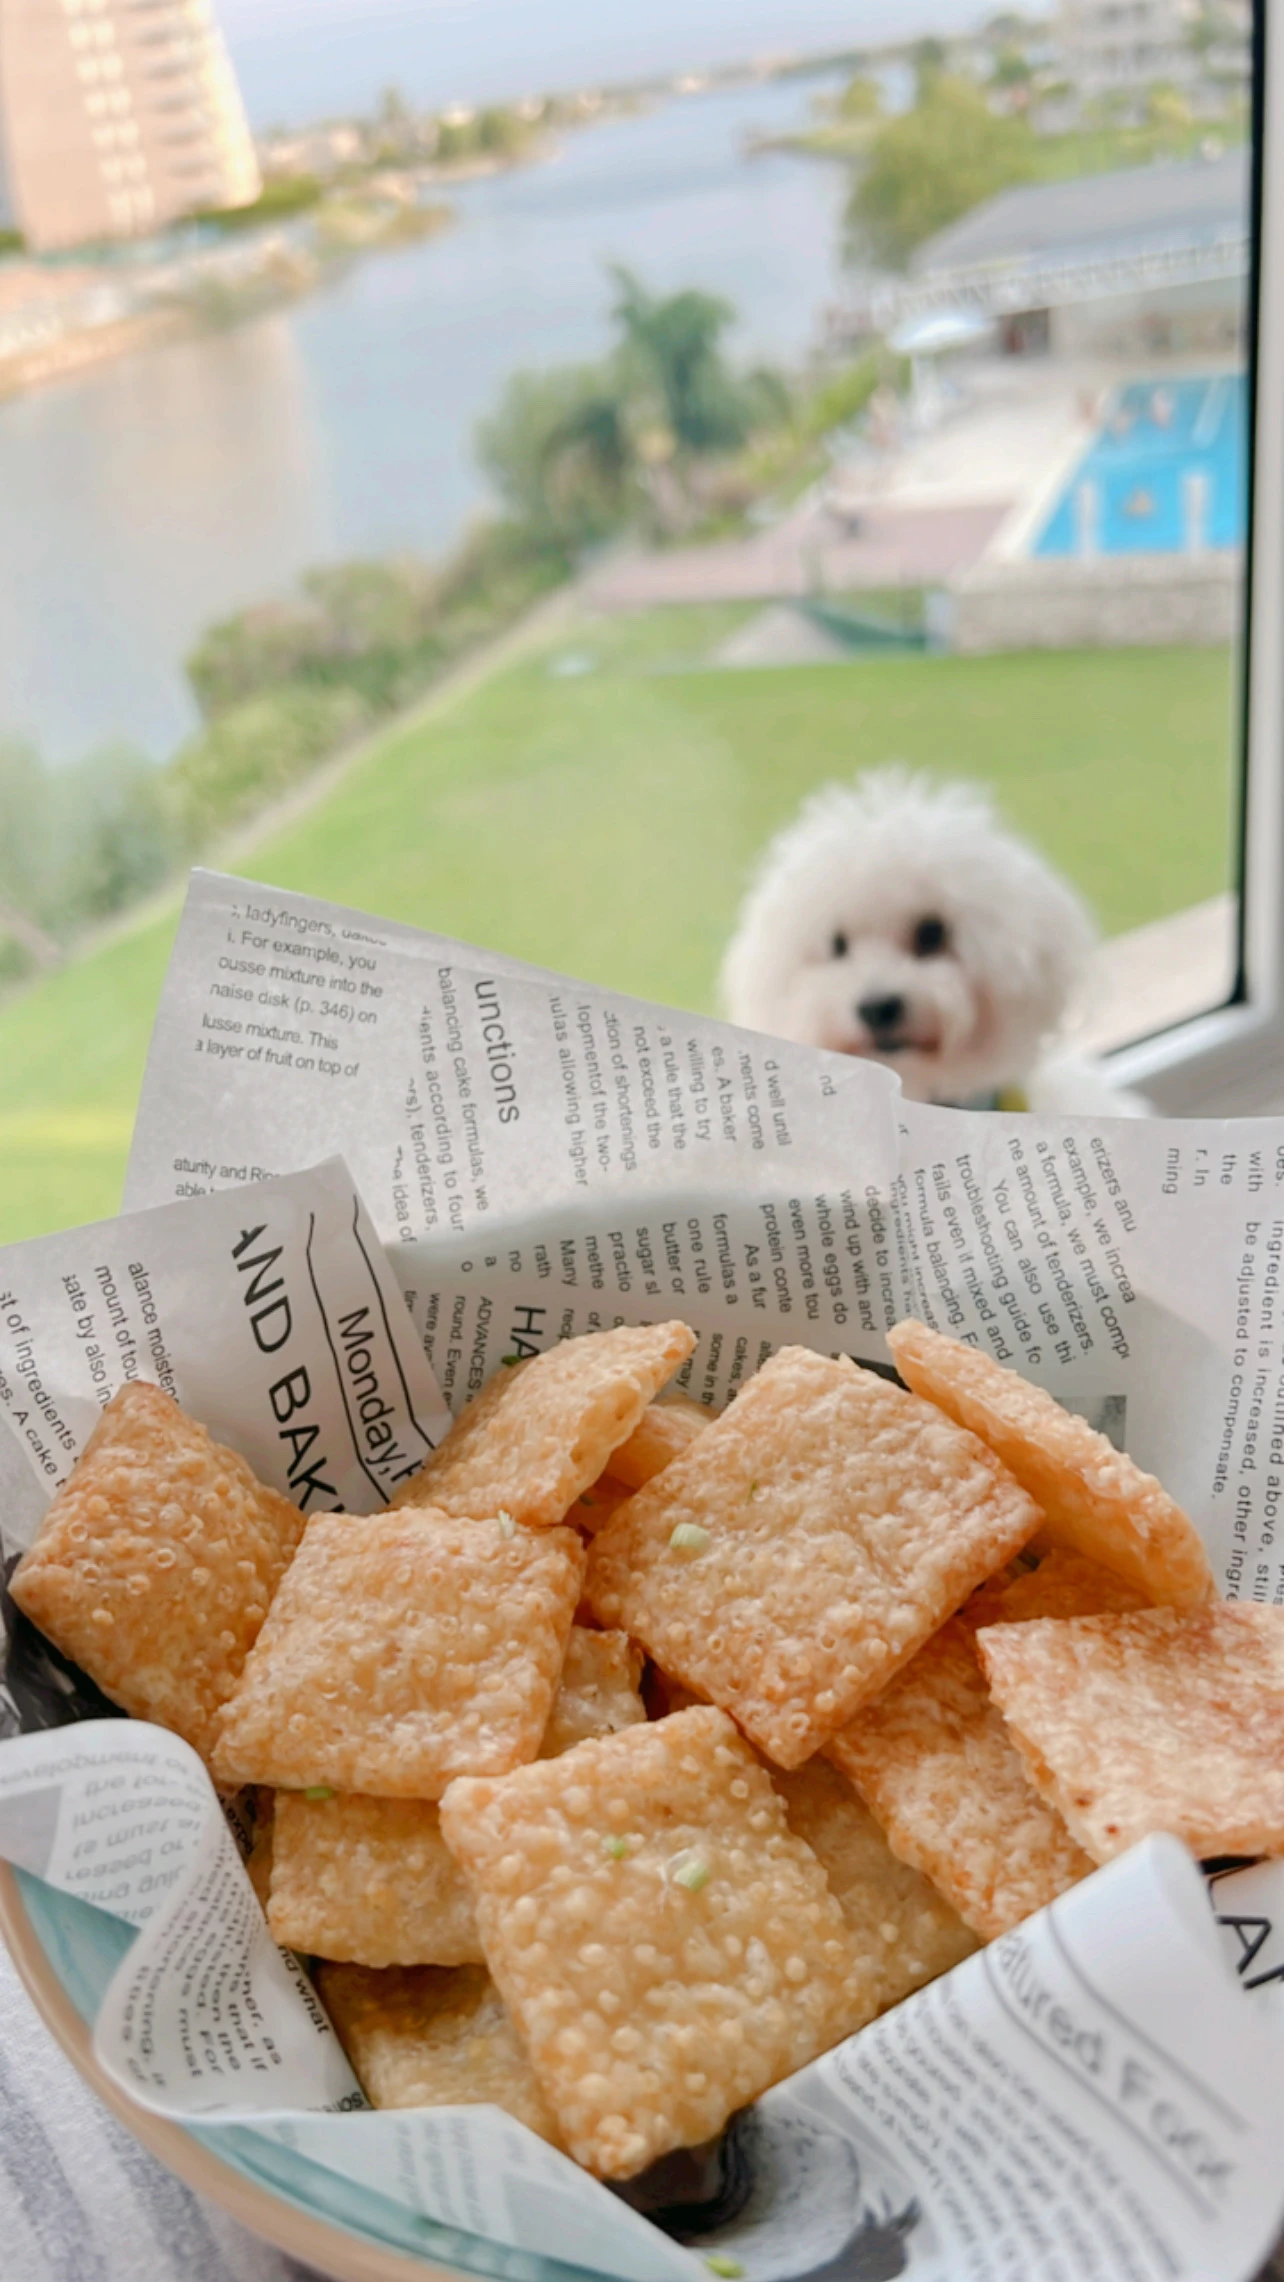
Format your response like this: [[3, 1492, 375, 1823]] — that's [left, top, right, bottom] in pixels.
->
[[0, 623, 1238, 1245]]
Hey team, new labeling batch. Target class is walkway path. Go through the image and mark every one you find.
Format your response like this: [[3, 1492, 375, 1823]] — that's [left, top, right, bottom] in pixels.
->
[[584, 358, 1100, 611], [584, 498, 1007, 608]]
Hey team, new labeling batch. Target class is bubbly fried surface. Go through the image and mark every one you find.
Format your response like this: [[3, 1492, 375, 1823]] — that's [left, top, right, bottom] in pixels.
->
[[10, 1382, 305, 1762], [978, 1602, 1284, 1863], [888, 1321, 1214, 1610], [825, 1553, 1142, 1938], [389, 1323, 696, 1529], [210, 1508, 583, 1795], [264, 1629, 644, 1965], [770, 1756, 977, 2002], [269, 1792, 482, 1967], [439, 1707, 868, 2178], [585, 1348, 1042, 1765]]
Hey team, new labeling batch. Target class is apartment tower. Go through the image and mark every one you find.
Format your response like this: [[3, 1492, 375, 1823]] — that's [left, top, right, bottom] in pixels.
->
[[0, 0, 260, 253]]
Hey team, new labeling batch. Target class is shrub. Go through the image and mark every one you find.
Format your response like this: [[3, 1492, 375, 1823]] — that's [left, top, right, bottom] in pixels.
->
[[53, 746, 181, 926], [166, 682, 375, 848]]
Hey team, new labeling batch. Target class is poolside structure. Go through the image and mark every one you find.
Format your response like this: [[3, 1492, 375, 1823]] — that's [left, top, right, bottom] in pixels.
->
[[846, 149, 1249, 361], [0, 0, 260, 254], [825, 151, 1254, 655], [946, 367, 1246, 654]]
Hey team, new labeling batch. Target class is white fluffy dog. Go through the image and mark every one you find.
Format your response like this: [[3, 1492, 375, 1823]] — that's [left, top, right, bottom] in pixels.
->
[[721, 770, 1147, 1117]]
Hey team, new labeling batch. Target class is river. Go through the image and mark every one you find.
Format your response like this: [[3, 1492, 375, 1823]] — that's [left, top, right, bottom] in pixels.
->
[[0, 75, 847, 763]]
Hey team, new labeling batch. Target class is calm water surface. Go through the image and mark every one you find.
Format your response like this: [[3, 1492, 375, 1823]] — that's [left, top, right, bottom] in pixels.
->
[[1, 78, 846, 761]]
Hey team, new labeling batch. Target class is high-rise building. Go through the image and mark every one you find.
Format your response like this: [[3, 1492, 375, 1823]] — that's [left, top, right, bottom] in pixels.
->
[[0, 0, 260, 254]]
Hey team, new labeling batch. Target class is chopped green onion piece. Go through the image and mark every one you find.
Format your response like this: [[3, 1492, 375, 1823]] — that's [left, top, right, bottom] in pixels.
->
[[496, 1510, 517, 1538], [603, 1835, 629, 1860], [705, 2261, 744, 2279], [304, 1786, 334, 1802], [669, 1849, 710, 1893], [580, 1494, 596, 1508], [500, 1354, 521, 1367], [746, 1481, 759, 1501], [669, 1521, 710, 1554]]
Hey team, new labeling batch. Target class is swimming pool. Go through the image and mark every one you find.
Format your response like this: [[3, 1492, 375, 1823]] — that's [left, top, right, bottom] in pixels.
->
[[1033, 372, 1247, 558]]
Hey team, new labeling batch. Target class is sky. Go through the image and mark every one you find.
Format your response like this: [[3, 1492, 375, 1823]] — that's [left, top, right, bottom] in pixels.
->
[[215, 0, 1049, 129]]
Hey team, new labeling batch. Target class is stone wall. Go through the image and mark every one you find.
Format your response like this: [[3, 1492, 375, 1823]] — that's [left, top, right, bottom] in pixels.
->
[[945, 549, 1242, 653]]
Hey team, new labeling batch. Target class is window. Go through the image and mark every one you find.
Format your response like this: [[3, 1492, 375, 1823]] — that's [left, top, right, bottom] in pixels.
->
[[0, 0, 1271, 1242], [1113, 0, 1273, 1109]]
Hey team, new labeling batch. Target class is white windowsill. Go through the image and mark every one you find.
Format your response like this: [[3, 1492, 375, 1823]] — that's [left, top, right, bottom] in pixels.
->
[[1075, 894, 1239, 1059]]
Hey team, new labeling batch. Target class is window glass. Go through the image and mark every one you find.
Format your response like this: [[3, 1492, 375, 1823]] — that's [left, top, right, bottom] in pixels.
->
[[0, 0, 1255, 1237]]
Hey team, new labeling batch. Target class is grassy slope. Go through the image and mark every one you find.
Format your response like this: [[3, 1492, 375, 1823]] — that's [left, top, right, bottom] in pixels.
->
[[0, 620, 1237, 1244]]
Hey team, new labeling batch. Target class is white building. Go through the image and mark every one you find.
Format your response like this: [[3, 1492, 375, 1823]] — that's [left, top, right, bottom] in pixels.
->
[[877, 148, 1250, 360], [1057, 0, 1251, 116]]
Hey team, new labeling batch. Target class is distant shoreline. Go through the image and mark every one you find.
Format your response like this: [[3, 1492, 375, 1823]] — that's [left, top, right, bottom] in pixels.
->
[[0, 59, 847, 412]]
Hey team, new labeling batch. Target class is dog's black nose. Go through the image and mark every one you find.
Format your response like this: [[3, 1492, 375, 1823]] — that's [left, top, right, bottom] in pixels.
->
[[857, 995, 906, 1034]]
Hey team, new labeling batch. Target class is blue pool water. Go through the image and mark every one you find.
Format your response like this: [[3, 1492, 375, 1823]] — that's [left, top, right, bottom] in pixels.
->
[[1033, 372, 1247, 557]]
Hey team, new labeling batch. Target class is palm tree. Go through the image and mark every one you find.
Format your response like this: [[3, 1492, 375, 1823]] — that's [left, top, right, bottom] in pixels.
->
[[609, 266, 751, 458]]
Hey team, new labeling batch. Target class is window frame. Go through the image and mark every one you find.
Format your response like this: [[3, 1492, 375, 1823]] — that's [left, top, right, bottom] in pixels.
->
[[1109, 0, 1281, 1114]]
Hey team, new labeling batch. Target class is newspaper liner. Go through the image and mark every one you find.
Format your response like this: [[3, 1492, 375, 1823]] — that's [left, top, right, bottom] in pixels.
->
[[0, 876, 1278, 2276], [0, 1163, 691, 2281]]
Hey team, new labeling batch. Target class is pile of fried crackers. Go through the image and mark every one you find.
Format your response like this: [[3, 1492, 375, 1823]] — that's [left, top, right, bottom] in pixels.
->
[[12, 1319, 1284, 2186]]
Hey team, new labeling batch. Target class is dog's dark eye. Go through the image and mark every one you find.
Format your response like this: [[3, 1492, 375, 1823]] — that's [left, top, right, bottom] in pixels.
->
[[910, 915, 949, 959], [830, 931, 849, 959]]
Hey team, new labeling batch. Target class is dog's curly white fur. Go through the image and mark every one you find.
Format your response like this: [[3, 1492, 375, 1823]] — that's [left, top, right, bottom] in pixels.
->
[[721, 770, 1147, 1116]]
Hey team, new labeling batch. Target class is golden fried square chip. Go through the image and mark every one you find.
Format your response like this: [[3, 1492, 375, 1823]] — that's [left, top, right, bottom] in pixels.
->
[[978, 1602, 1284, 1863], [210, 1509, 584, 1796], [10, 1382, 305, 1763], [264, 1628, 643, 1967], [317, 1962, 562, 2142], [390, 1323, 696, 1529], [826, 1552, 1140, 1938], [607, 1395, 712, 1491], [888, 1320, 1214, 1609], [268, 1792, 482, 1967], [585, 1347, 1042, 1766], [770, 1757, 977, 2004], [439, 1706, 867, 2179]]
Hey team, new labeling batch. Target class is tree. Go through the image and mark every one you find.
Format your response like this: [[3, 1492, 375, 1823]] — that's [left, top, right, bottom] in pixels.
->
[[990, 45, 1033, 91], [912, 36, 949, 99], [475, 107, 527, 157], [475, 272, 790, 547], [475, 363, 633, 546], [1186, 5, 1235, 57], [836, 73, 882, 122], [846, 75, 1038, 269], [610, 266, 762, 458]]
